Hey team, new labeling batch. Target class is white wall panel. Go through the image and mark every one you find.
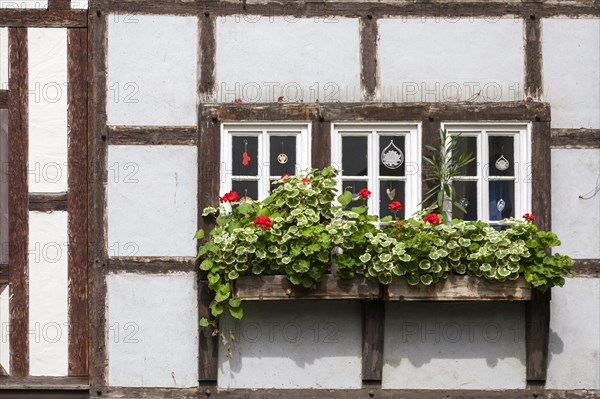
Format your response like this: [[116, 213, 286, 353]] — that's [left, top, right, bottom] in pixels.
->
[[29, 211, 68, 376], [107, 15, 198, 126], [216, 18, 361, 102], [218, 302, 362, 389], [383, 302, 526, 389], [547, 278, 600, 389], [551, 149, 600, 258], [107, 272, 199, 387], [107, 146, 197, 257], [28, 28, 68, 193], [0, 287, 8, 374], [543, 18, 600, 128], [379, 18, 524, 102]]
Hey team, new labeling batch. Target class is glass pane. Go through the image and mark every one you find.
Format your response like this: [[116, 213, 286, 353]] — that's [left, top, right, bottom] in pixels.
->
[[379, 180, 405, 219], [488, 136, 514, 176], [379, 135, 405, 177], [232, 136, 259, 176], [488, 180, 515, 221], [342, 136, 368, 176], [452, 181, 478, 221], [341, 180, 368, 209], [270, 135, 297, 177], [232, 180, 259, 201], [454, 136, 478, 176]]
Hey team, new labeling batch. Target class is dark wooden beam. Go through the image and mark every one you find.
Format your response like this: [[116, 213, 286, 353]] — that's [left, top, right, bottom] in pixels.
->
[[359, 15, 378, 102], [8, 26, 29, 378], [28, 192, 68, 212], [199, 14, 216, 100], [0, 376, 89, 390], [67, 27, 89, 378], [0, 90, 7, 109], [107, 126, 197, 145], [0, 262, 7, 284], [526, 289, 552, 383], [362, 301, 384, 381], [0, 10, 87, 28], [108, 257, 196, 274], [551, 128, 600, 149], [524, 16, 543, 100], [48, 0, 72, 11], [572, 259, 600, 278], [311, 110, 331, 170]]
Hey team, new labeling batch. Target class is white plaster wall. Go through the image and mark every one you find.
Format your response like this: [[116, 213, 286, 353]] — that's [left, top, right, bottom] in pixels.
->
[[547, 278, 600, 389], [0, 28, 7, 91], [379, 18, 524, 102], [543, 18, 600, 129], [28, 28, 68, 193], [28, 211, 68, 376], [0, 287, 8, 374], [0, 0, 47, 9], [107, 272, 199, 387], [107, 15, 198, 126], [70, 0, 87, 9], [216, 18, 361, 102], [383, 302, 526, 389], [107, 146, 198, 257], [551, 149, 600, 258], [218, 301, 362, 389]]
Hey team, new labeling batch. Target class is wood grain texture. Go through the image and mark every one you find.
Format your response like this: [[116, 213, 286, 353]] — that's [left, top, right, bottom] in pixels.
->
[[234, 275, 382, 300], [0, 90, 7, 108], [362, 301, 384, 381], [572, 259, 600, 278], [199, 15, 216, 100], [526, 288, 551, 382], [360, 16, 378, 102], [531, 121, 552, 232], [0, 10, 87, 28], [0, 263, 7, 284], [524, 16, 543, 100], [8, 27, 29, 378], [87, 12, 109, 393], [48, 0, 71, 11], [108, 257, 196, 274], [551, 128, 600, 149], [311, 110, 330, 170], [28, 192, 68, 212], [387, 275, 532, 301], [67, 27, 89, 378], [0, 376, 89, 390], [107, 126, 197, 145]]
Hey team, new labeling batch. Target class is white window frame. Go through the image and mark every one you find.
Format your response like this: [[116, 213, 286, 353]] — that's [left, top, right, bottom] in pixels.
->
[[220, 122, 311, 200], [331, 122, 422, 217], [442, 122, 532, 224]]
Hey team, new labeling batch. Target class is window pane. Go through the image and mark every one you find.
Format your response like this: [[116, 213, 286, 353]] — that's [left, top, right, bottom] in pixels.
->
[[232, 180, 259, 201], [488, 180, 515, 221], [341, 180, 368, 209], [270, 135, 297, 177], [454, 136, 478, 176], [452, 181, 478, 221], [379, 180, 405, 219], [380, 135, 405, 177], [232, 136, 259, 176], [342, 136, 368, 176], [488, 136, 514, 176]]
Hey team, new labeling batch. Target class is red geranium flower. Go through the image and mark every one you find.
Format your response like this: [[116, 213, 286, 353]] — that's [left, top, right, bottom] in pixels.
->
[[219, 190, 239, 203], [523, 213, 535, 222], [388, 201, 403, 211], [301, 178, 310, 184], [395, 220, 403, 227], [423, 213, 440, 226], [357, 188, 371, 199], [281, 174, 291, 180], [253, 216, 271, 229]]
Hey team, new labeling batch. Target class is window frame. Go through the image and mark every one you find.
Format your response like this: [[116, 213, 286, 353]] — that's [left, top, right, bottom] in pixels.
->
[[442, 121, 532, 224], [331, 122, 422, 218], [220, 122, 312, 201]]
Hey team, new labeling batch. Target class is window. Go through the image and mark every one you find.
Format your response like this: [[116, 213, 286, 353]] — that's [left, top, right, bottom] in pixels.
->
[[331, 123, 421, 219], [220, 123, 311, 200], [442, 122, 531, 226]]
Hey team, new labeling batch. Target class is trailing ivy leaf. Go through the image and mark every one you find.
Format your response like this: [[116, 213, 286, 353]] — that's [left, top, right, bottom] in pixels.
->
[[199, 317, 209, 327], [210, 303, 223, 317], [229, 297, 242, 308], [229, 306, 244, 320], [195, 230, 205, 239], [215, 290, 230, 303], [200, 259, 214, 271]]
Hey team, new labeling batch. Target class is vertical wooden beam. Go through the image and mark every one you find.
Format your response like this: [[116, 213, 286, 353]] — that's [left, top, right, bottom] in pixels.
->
[[199, 14, 216, 101], [531, 120, 551, 232], [526, 288, 551, 383], [362, 301, 384, 381], [311, 107, 331, 170], [48, 0, 71, 11], [67, 27, 89, 378], [88, 10, 108, 395], [8, 26, 29, 378], [524, 16, 543, 101], [359, 16, 378, 102]]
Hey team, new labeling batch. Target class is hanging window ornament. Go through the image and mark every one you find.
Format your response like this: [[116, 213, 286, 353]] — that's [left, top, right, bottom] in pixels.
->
[[497, 198, 505, 212], [459, 197, 469, 208], [495, 155, 509, 171], [239, 188, 253, 204], [242, 139, 251, 166], [277, 141, 288, 164], [386, 187, 396, 201], [381, 139, 404, 169]]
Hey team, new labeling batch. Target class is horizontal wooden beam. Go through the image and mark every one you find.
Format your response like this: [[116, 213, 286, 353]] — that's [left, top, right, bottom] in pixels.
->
[[107, 126, 198, 145], [97, 386, 600, 399], [0, 10, 87, 28], [0, 391, 89, 399], [387, 275, 532, 301], [551, 128, 600, 149], [94, 1, 600, 18], [572, 259, 600, 278], [108, 257, 196, 274], [235, 275, 381, 300], [29, 192, 68, 212], [0, 376, 89, 390]]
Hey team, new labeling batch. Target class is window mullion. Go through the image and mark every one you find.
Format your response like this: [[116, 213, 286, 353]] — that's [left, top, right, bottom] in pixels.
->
[[480, 131, 487, 222]]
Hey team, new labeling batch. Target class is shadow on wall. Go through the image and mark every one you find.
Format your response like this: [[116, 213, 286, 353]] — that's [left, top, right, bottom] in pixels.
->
[[548, 329, 565, 363]]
